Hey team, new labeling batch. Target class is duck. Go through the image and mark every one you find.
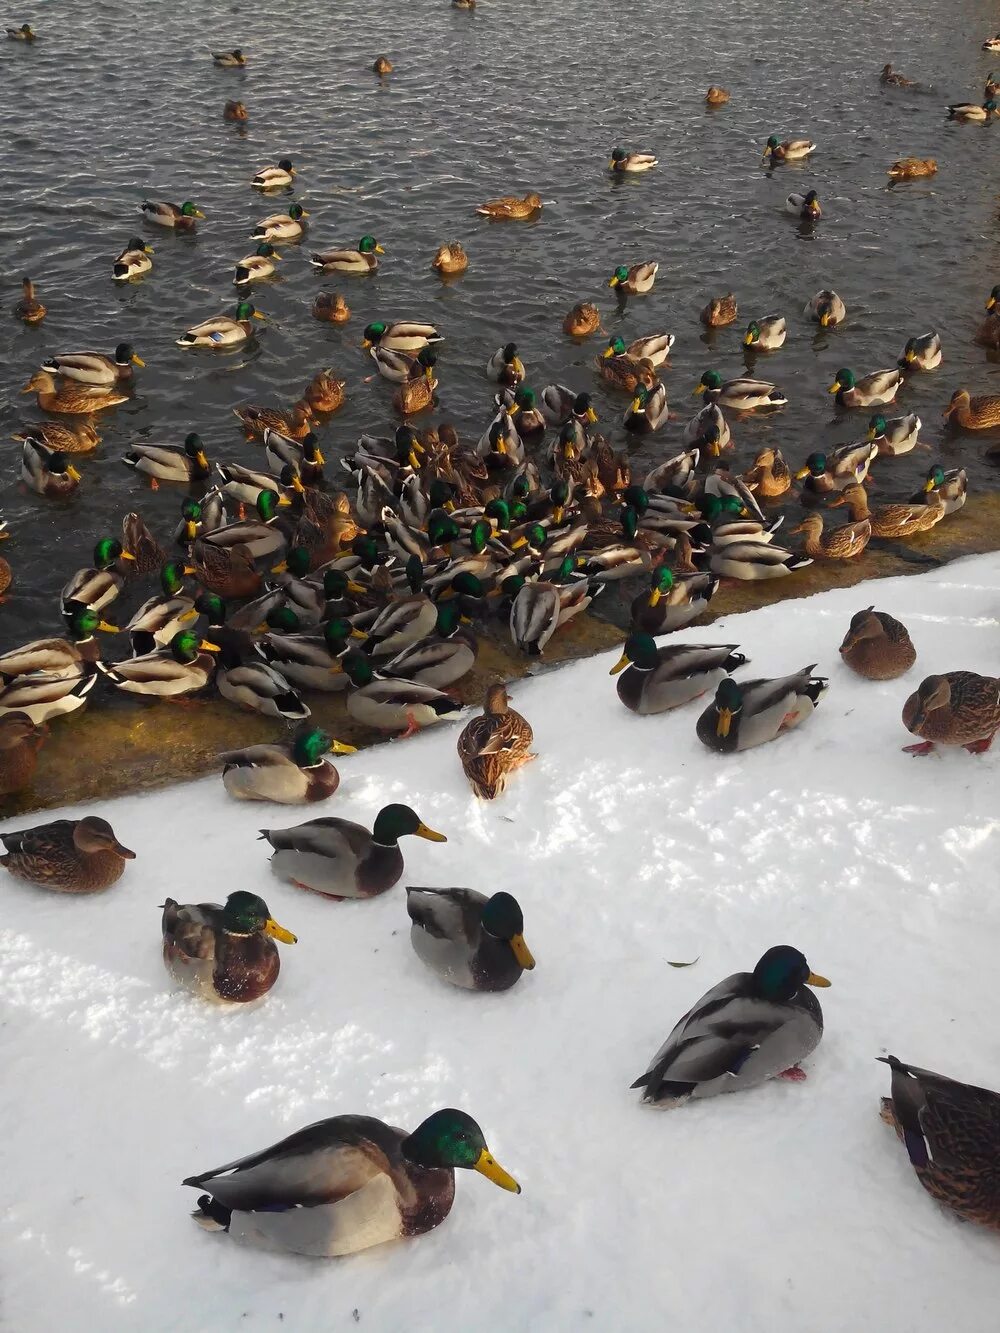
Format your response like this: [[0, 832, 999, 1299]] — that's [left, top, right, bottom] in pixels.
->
[[829, 367, 902, 408], [942, 389, 1000, 429], [946, 100, 997, 121], [786, 190, 822, 219], [700, 294, 738, 327], [795, 443, 879, 494], [866, 412, 921, 456], [407, 888, 535, 990], [113, 237, 155, 280], [509, 579, 562, 655], [608, 262, 658, 294], [6, 23, 36, 39], [394, 366, 437, 416], [336, 652, 461, 735], [310, 234, 383, 274], [486, 342, 525, 385], [742, 446, 791, 497], [216, 641, 309, 721], [902, 671, 1000, 755], [880, 63, 916, 86], [302, 370, 346, 414], [0, 602, 112, 683], [234, 242, 280, 285], [235, 402, 313, 440], [252, 158, 295, 189], [183, 1105, 516, 1256], [762, 136, 816, 161], [603, 333, 674, 366], [224, 100, 248, 121], [696, 370, 787, 409], [261, 803, 446, 899], [631, 946, 830, 1105], [597, 353, 656, 394], [629, 566, 719, 633], [212, 49, 246, 66], [0, 665, 98, 725], [912, 464, 966, 513], [0, 527, 10, 601], [177, 299, 263, 348], [252, 203, 308, 242], [878, 1055, 1000, 1230], [899, 332, 942, 371], [363, 321, 443, 352], [14, 421, 100, 454], [475, 193, 542, 219], [123, 433, 210, 487], [709, 541, 812, 580], [839, 607, 916, 680], [432, 242, 468, 276], [125, 561, 198, 650], [373, 54, 393, 74], [191, 544, 261, 601], [508, 386, 548, 440], [456, 683, 534, 798], [805, 289, 846, 328], [623, 381, 669, 433], [141, 200, 204, 229], [97, 630, 218, 697], [21, 371, 128, 415], [0, 712, 46, 797], [219, 727, 356, 804], [682, 402, 731, 455], [610, 636, 748, 715], [989, 74, 1000, 98], [20, 442, 82, 497], [697, 667, 828, 753], [264, 429, 325, 482], [830, 482, 944, 539], [61, 538, 136, 613], [41, 343, 144, 386], [608, 148, 658, 173], [788, 513, 872, 560], [974, 312, 1000, 349], [743, 316, 786, 350], [563, 302, 601, 336], [985, 36, 1000, 52], [13, 277, 45, 323], [162, 891, 296, 1003], [312, 291, 351, 322], [0, 816, 134, 893], [887, 158, 937, 179], [705, 86, 730, 104], [380, 606, 477, 689]]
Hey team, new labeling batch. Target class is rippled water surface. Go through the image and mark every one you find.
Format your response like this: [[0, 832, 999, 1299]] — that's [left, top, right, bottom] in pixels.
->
[[3, 0, 1000, 650]]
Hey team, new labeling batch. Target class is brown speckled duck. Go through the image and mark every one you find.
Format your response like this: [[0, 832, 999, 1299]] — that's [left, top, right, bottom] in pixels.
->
[[457, 684, 535, 799], [0, 816, 135, 892], [902, 671, 1000, 754], [839, 607, 916, 680], [700, 294, 738, 327], [0, 712, 46, 796]]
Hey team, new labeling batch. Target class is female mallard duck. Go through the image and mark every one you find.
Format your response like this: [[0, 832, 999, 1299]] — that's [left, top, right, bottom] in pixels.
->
[[42, 342, 144, 386], [141, 200, 204, 229], [177, 299, 263, 348], [486, 342, 525, 385], [763, 136, 816, 161], [252, 158, 295, 189], [830, 482, 944, 538], [252, 203, 308, 242], [597, 352, 656, 394], [14, 421, 99, 454], [974, 312, 1000, 349], [22, 371, 127, 415], [475, 193, 542, 219], [261, 802, 446, 898], [700, 294, 738, 327], [696, 668, 828, 753], [0, 712, 46, 797], [631, 945, 830, 1105], [867, 412, 921, 455], [696, 370, 787, 409], [219, 727, 356, 804], [742, 446, 791, 497], [743, 316, 786, 350], [432, 242, 468, 276], [456, 683, 534, 799], [629, 566, 719, 633], [61, 538, 136, 613], [20, 442, 82, 497], [563, 302, 601, 336], [184, 1105, 516, 1256], [608, 148, 658, 172], [337, 652, 461, 735], [942, 388, 1000, 429], [705, 85, 730, 104], [113, 236, 154, 281], [407, 888, 535, 990], [878, 1055, 1000, 1230], [709, 541, 812, 580], [608, 261, 658, 294], [788, 512, 872, 560], [312, 290, 351, 322], [902, 671, 1000, 755], [887, 157, 937, 179], [192, 543, 262, 600], [373, 54, 393, 74], [212, 49, 246, 66], [363, 320, 443, 352], [603, 332, 675, 365], [7, 23, 36, 39], [786, 190, 822, 219], [98, 629, 219, 697], [236, 402, 313, 441], [946, 100, 998, 121], [1, 816, 135, 892], [839, 606, 916, 680], [125, 561, 198, 650], [123, 433, 210, 487], [912, 464, 966, 513], [224, 100, 248, 121], [0, 528, 10, 601], [828, 367, 902, 408], [14, 277, 45, 323], [234, 242, 280, 285], [310, 234, 383, 273], [899, 332, 942, 371], [623, 381, 669, 433], [805, 289, 846, 328], [795, 443, 879, 494], [162, 891, 296, 1003], [394, 364, 437, 416], [302, 370, 346, 414], [610, 635, 748, 715], [881, 64, 916, 87]]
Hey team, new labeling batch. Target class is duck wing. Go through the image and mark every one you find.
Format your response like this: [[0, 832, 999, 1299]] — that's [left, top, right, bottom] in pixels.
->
[[406, 886, 487, 945]]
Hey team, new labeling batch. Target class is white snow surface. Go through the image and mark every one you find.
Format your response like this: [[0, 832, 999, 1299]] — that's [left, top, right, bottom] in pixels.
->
[[3, 555, 1000, 1332]]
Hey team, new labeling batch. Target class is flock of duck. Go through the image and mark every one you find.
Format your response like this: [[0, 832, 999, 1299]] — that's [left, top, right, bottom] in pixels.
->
[[4, 17, 1000, 1262]]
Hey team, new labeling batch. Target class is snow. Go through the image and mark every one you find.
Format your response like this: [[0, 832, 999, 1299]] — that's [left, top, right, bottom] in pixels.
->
[[2, 554, 1000, 1332]]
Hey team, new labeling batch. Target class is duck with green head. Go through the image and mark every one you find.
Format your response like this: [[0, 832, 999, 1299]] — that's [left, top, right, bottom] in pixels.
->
[[0, 601, 116, 682], [177, 299, 264, 348], [379, 603, 477, 689], [866, 412, 921, 456], [141, 199, 204, 229], [607, 261, 659, 294], [624, 381, 669, 433], [259, 612, 364, 692], [125, 560, 198, 652], [162, 890, 296, 1003], [60, 537, 137, 615], [407, 888, 535, 990], [610, 634, 748, 714], [310, 233, 384, 274], [827, 366, 902, 408], [123, 433, 211, 488], [234, 241, 281, 285], [630, 565, 719, 634], [695, 666, 828, 753], [252, 202, 309, 242], [219, 724, 357, 804], [97, 629, 219, 697], [336, 650, 463, 735], [794, 442, 879, 493], [910, 463, 966, 513]]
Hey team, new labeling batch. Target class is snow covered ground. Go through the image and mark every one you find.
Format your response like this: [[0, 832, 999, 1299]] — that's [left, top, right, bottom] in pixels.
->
[[2, 554, 1000, 1333]]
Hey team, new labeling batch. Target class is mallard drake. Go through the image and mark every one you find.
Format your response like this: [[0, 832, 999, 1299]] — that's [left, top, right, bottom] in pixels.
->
[[899, 332, 942, 371], [125, 561, 198, 650], [624, 381, 669, 433], [310, 235, 383, 275], [786, 189, 822, 219], [508, 386, 548, 440], [985, 36, 1000, 52], [563, 302, 601, 336], [805, 289, 846, 328], [302, 370, 346, 414], [912, 464, 966, 513], [20, 442, 82, 497], [789, 513, 872, 560], [262, 803, 446, 898], [608, 148, 658, 172], [701, 493, 773, 545], [235, 402, 313, 440], [696, 370, 787, 409], [608, 262, 658, 294], [61, 538, 136, 613], [878, 1055, 1000, 1230], [709, 541, 812, 580], [866, 412, 921, 456], [475, 193, 542, 219], [42, 343, 144, 387], [1, 816, 134, 892], [252, 203, 308, 242], [215, 461, 287, 511], [902, 671, 1000, 755], [610, 636, 748, 715], [363, 321, 442, 352], [141, 200, 204, 229], [946, 100, 998, 121], [881, 64, 917, 87], [642, 447, 700, 497], [177, 299, 263, 348], [407, 888, 535, 990], [13, 421, 100, 454], [22, 371, 127, 415], [6, 23, 36, 39], [830, 482, 944, 539], [184, 1105, 516, 1256], [97, 630, 218, 697], [705, 86, 730, 104], [700, 294, 738, 327], [312, 290, 351, 322], [163, 891, 295, 1003], [487, 342, 525, 386], [942, 388, 1000, 428], [212, 49, 246, 66], [887, 157, 937, 179], [743, 316, 786, 350], [337, 652, 461, 734], [603, 333, 674, 366], [989, 73, 1000, 98], [631, 946, 830, 1105], [795, 443, 879, 494], [829, 367, 902, 408], [252, 158, 294, 189], [509, 579, 561, 655], [697, 668, 828, 752], [682, 402, 732, 456], [0, 602, 112, 683], [0, 664, 98, 725], [123, 433, 210, 487], [113, 236, 154, 281], [432, 242, 468, 275], [629, 566, 719, 633], [373, 54, 393, 74], [219, 727, 356, 804], [234, 242, 280, 285], [763, 136, 816, 161], [381, 606, 477, 689], [216, 641, 309, 721], [264, 429, 325, 482], [839, 607, 916, 680], [742, 446, 791, 497], [223, 100, 248, 121], [192, 543, 261, 600], [456, 683, 534, 798], [13, 277, 45, 323], [0, 712, 46, 796], [369, 344, 433, 384]]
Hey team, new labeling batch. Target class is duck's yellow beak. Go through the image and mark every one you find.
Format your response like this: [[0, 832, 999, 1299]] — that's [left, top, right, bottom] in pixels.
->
[[866, 426, 877, 441], [923, 477, 936, 492], [988, 295, 997, 311], [819, 312, 829, 327], [608, 275, 620, 288], [586, 406, 598, 422], [132, 353, 146, 367], [609, 652, 630, 675], [200, 639, 221, 652], [716, 707, 733, 738], [693, 383, 706, 396], [67, 465, 83, 482], [602, 346, 614, 358], [375, 243, 385, 254], [904, 349, 915, 363], [828, 380, 841, 393], [362, 339, 372, 349], [253, 310, 266, 320], [648, 588, 662, 607], [807, 972, 831, 988], [474, 1148, 521, 1194], [120, 551, 137, 562], [184, 521, 198, 541], [331, 739, 358, 755], [97, 620, 120, 633], [512, 358, 525, 378], [271, 560, 288, 574], [794, 465, 810, 480], [743, 333, 754, 346], [265, 919, 297, 944], [629, 397, 641, 413], [509, 535, 528, 550], [144, 244, 155, 254], [195, 209, 206, 219], [276, 493, 292, 507], [509, 934, 535, 970], [416, 822, 447, 842], [311, 447, 325, 464]]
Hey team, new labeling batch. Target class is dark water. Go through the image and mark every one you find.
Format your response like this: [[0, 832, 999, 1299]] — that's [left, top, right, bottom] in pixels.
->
[[3, 0, 1000, 655]]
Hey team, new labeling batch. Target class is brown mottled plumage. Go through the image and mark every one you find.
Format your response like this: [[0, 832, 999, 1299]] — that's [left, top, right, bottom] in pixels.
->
[[942, 389, 1000, 429], [223, 100, 248, 121], [0, 713, 46, 796], [1, 816, 135, 892], [14, 420, 100, 453], [372, 54, 393, 74], [14, 278, 45, 324], [122, 512, 167, 576], [705, 86, 730, 105], [191, 539, 262, 600], [789, 513, 872, 560], [563, 302, 602, 337], [831, 482, 945, 539], [742, 446, 791, 498], [902, 671, 1000, 754], [301, 372, 345, 414], [839, 607, 916, 680], [432, 243, 468, 275], [475, 193, 542, 220], [312, 291, 350, 323], [700, 294, 738, 327], [457, 684, 535, 799], [887, 158, 937, 180], [234, 403, 313, 440]]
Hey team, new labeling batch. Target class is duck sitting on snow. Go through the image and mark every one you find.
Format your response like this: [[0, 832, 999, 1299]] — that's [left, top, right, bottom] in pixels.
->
[[162, 891, 296, 1002], [406, 888, 535, 990], [696, 667, 828, 752]]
